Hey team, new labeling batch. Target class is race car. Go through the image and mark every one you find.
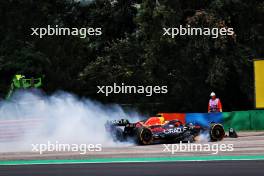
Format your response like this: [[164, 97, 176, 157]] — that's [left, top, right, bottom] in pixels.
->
[[105, 116, 225, 145]]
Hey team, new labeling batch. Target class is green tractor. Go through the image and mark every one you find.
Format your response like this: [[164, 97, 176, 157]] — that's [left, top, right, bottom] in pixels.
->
[[6, 74, 43, 100]]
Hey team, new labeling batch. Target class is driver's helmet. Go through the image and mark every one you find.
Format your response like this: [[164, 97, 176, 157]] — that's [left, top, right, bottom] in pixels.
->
[[174, 121, 181, 127], [158, 117, 165, 124]]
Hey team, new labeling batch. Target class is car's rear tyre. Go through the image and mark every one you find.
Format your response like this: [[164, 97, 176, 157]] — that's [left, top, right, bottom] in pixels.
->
[[113, 128, 125, 142], [136, 127, 153, 145], [210, 123, 225, 141]]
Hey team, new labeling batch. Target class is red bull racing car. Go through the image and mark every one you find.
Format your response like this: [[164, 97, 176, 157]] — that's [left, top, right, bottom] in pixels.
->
[[105, 116, 225, 145]]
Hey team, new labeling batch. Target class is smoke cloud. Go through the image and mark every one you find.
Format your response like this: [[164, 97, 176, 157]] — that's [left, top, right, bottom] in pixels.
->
[[195, 132, 210, 142], [0, 90, 142, 152]]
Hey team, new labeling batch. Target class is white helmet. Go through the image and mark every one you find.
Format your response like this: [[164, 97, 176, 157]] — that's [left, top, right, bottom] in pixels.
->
[[210, 92, 216, 97]]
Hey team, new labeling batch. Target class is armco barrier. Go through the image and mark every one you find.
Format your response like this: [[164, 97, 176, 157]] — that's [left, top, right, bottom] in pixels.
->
[[223, 111, 264, 131], [248, 110, 264, 130], [160, 110, 264, 131], [185, 113, 223, 127], [223, 111, 251, 131]]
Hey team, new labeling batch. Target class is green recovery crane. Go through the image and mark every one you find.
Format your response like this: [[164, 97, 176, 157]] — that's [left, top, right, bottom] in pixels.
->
[[6, 74, 42, 99]]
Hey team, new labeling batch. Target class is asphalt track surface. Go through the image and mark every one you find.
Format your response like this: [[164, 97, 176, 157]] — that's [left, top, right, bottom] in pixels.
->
[[0, 132, 264, 175], [1, 132, 264, 160], [0, 160, 264, 176]]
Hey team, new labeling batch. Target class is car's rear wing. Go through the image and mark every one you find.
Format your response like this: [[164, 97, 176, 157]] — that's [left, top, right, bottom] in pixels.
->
[[105, 119, 130, 127]]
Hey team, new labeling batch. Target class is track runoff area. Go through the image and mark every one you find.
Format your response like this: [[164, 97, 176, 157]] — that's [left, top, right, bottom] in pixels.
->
[[0, 132, 264, 176]]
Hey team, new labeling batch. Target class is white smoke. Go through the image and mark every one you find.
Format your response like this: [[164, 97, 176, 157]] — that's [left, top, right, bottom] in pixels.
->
[[195, 132, 210, 142], [0, 90, 142, 152]]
